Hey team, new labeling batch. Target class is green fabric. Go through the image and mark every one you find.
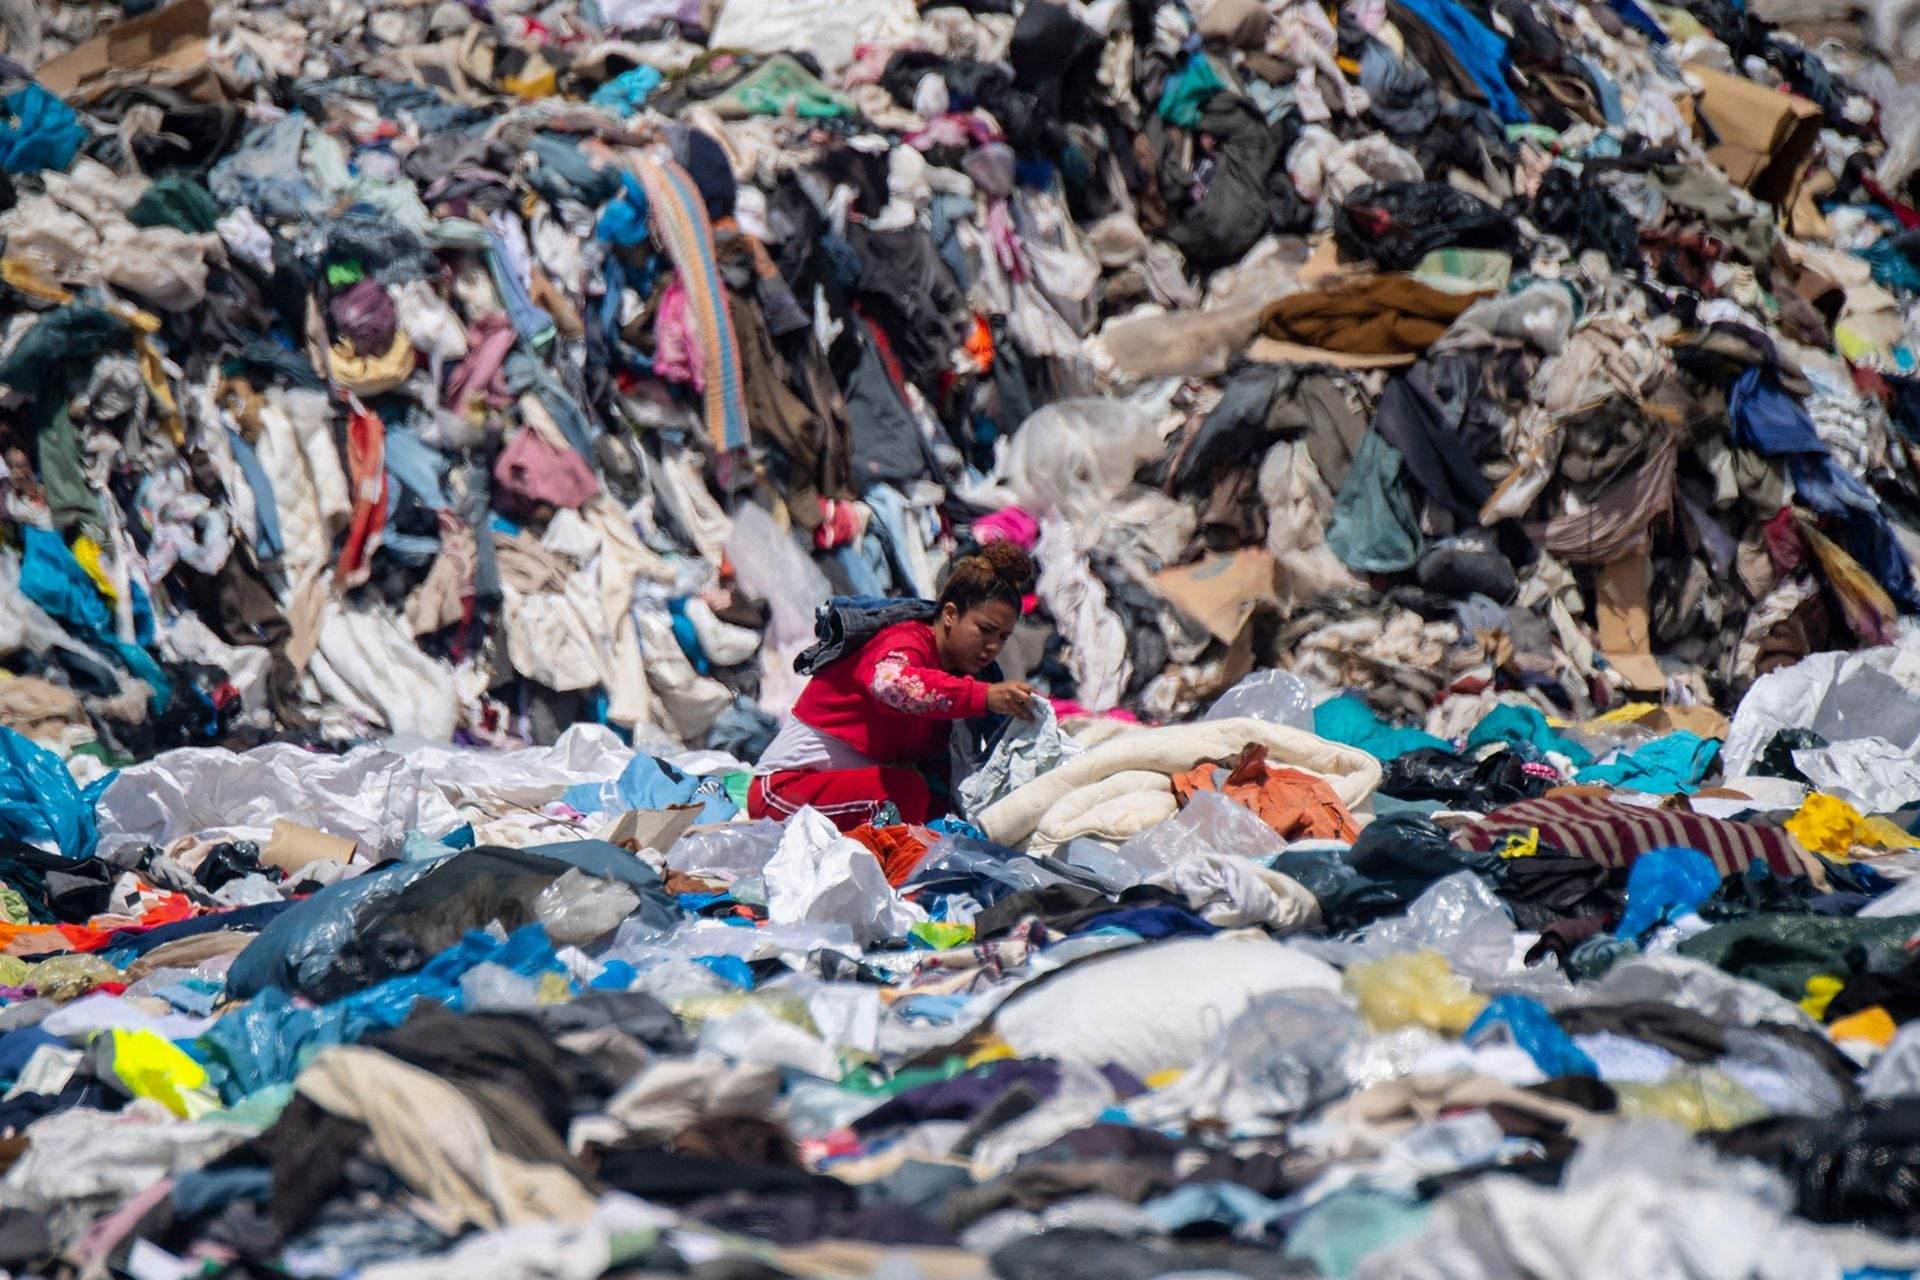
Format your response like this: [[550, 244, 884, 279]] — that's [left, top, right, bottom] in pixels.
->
[[1327, 430, 1422, 573], [0, 307, 126, 538], [1467, 704, 1595, 768], [128, 173, 219, 233], [722, 771, 751, 808], [37, 403, 104, 535], [839, 1055, 970, 1096], [1158, 54, 1227, 127], [710, 55, 855, 119], [1675, 913, 1920, 999], [1284, 1189, 1431, 1278], [0, 885, 29, 926], [1314, 695, 1450, 762], [326, 260, 365, 288]]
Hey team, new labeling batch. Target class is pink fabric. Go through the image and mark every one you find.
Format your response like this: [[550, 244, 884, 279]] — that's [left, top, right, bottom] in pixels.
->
[[1049, 698, 1140, 722], [652, 280, 701, 386], [973, 505, 1040, 550], [493, 427, 601, 514], [444, 313, 517, 411]]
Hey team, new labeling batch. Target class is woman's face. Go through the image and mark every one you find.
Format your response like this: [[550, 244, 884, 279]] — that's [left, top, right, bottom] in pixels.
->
[[939, 600, 1018, 675]]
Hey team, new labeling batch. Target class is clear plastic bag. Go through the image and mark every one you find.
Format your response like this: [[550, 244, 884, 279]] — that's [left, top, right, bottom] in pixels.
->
[[1002, 398, 1165, 528], [458, 961, 543, 1013], [1201, 670, 1316, 731], [1216, 988, 1364, 1114], [534, 868, 641, 946], [1304, 871, 1518, 982], [24, 954, 124, 1002], [1614, 1066, 1770, 1132], [1113, 789, 1287, 882], [665, 819, 785, 879]]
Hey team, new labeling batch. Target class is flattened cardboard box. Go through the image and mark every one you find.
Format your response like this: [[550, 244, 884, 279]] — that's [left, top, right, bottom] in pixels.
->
[[1688, 63, 1823, 209]]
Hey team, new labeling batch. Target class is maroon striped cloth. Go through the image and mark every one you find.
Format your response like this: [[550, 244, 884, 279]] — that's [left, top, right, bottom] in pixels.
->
[[1459, 794, 1820, 879]]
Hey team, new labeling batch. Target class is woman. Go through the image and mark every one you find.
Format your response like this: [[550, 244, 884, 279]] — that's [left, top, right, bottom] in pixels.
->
[[749, 542, 1042, 830]]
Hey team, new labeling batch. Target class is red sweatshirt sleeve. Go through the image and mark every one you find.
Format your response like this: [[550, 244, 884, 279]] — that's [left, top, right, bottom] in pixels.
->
[[856, 636, 991, 720]]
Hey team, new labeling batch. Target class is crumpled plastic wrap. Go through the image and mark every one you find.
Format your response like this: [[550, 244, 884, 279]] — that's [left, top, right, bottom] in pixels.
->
[[1345, 950, 1490, 1035]]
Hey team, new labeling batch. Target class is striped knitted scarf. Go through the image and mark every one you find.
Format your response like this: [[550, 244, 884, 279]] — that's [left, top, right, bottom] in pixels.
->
[[628, 154, 749, 454]]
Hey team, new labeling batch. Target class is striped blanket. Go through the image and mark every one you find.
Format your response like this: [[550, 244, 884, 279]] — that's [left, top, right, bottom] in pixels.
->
[[628, 154, 749, 454], [1460, 792, 1823, 880]]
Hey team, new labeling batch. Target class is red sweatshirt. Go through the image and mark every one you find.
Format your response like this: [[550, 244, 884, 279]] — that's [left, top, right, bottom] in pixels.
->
[[788, 621, 990, 764]]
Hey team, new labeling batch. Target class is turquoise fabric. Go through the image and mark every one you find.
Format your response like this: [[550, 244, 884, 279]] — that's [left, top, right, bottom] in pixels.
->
[[1315, 695, 1451, 761], [1579, 731, 1720, 794], [1466, 704, 1594, 768]]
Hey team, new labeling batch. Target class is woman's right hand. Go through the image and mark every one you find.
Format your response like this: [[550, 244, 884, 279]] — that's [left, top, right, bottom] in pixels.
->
[[987, 680, 1041, 721]]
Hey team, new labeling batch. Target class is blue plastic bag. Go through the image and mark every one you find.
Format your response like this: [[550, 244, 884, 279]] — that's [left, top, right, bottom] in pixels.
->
[[203, 926, 563, 1102], [1615, 845, 1721, 941], [1465, 994, 1597, 1077], [0, 727, 115, 859]]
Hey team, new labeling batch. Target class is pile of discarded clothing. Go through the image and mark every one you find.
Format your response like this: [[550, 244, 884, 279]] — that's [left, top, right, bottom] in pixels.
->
[[7, 0, 1920, 1271]]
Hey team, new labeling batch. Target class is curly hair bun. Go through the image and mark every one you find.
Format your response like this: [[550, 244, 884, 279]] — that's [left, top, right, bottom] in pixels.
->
[[974, 539, 1035, 589]]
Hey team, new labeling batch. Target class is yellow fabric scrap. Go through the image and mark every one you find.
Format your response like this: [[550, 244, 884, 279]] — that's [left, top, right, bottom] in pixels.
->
[[109, 1028, 216, 1119], [1495, 828, 1540, 859], [70, 536, 118, 605], [1787, 792, 1920, 857], [1800, 973, 1843, 1020]]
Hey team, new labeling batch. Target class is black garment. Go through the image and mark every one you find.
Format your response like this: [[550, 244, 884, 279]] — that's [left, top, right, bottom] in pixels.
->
[[1162, 97, 1306, 269], [855, 1060, 1062, 1134], [1371, 355, 1501, 527], [688, 1193, 956, 1247], [1713, 1100, 1920, 1236], [364, 1005, 600, 1138], [1823, 952, 1920, 1025], [1009, 1, 1105, 119], [1275, 813, 1498, 930], [848, 225, 966, 392], [594, 1148, 854, 1205], [844, 333, 940, 490], [1091, 555, 1173, 693], [245, 1093, 371, 1240], [1417, 532, 1518, 603], [1530, 166, 1640, 271], [1494, 855, 1621, 931], [1552, 1001, 1728, 1060], [0, 839, 114, 924], [1335, 181, 1518, 271], [970, 883, 1192, 938], [537, 989, 690, 1052]]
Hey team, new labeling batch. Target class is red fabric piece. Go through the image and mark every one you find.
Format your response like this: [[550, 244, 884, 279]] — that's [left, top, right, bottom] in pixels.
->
[[337, 401, 388, 589], [789, 621, 990, 765], [1864, 175, 1920, 229], [749, 768, 934, 832], [844, 823, 937, 886], [1762, 506, 1808, 574]]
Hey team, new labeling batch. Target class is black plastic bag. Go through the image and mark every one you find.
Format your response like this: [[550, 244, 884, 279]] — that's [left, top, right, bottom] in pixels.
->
[[1334, 181, 1519, 271], [1379, 747, 1543, 807]]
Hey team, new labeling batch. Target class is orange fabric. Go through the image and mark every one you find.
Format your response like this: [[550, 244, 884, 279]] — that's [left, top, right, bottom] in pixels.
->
[[1172, 744, 1361, 842], [1829, 1006, 1898, 1049], [0, 891, 201, 957], [844, 824, 937, 887]]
